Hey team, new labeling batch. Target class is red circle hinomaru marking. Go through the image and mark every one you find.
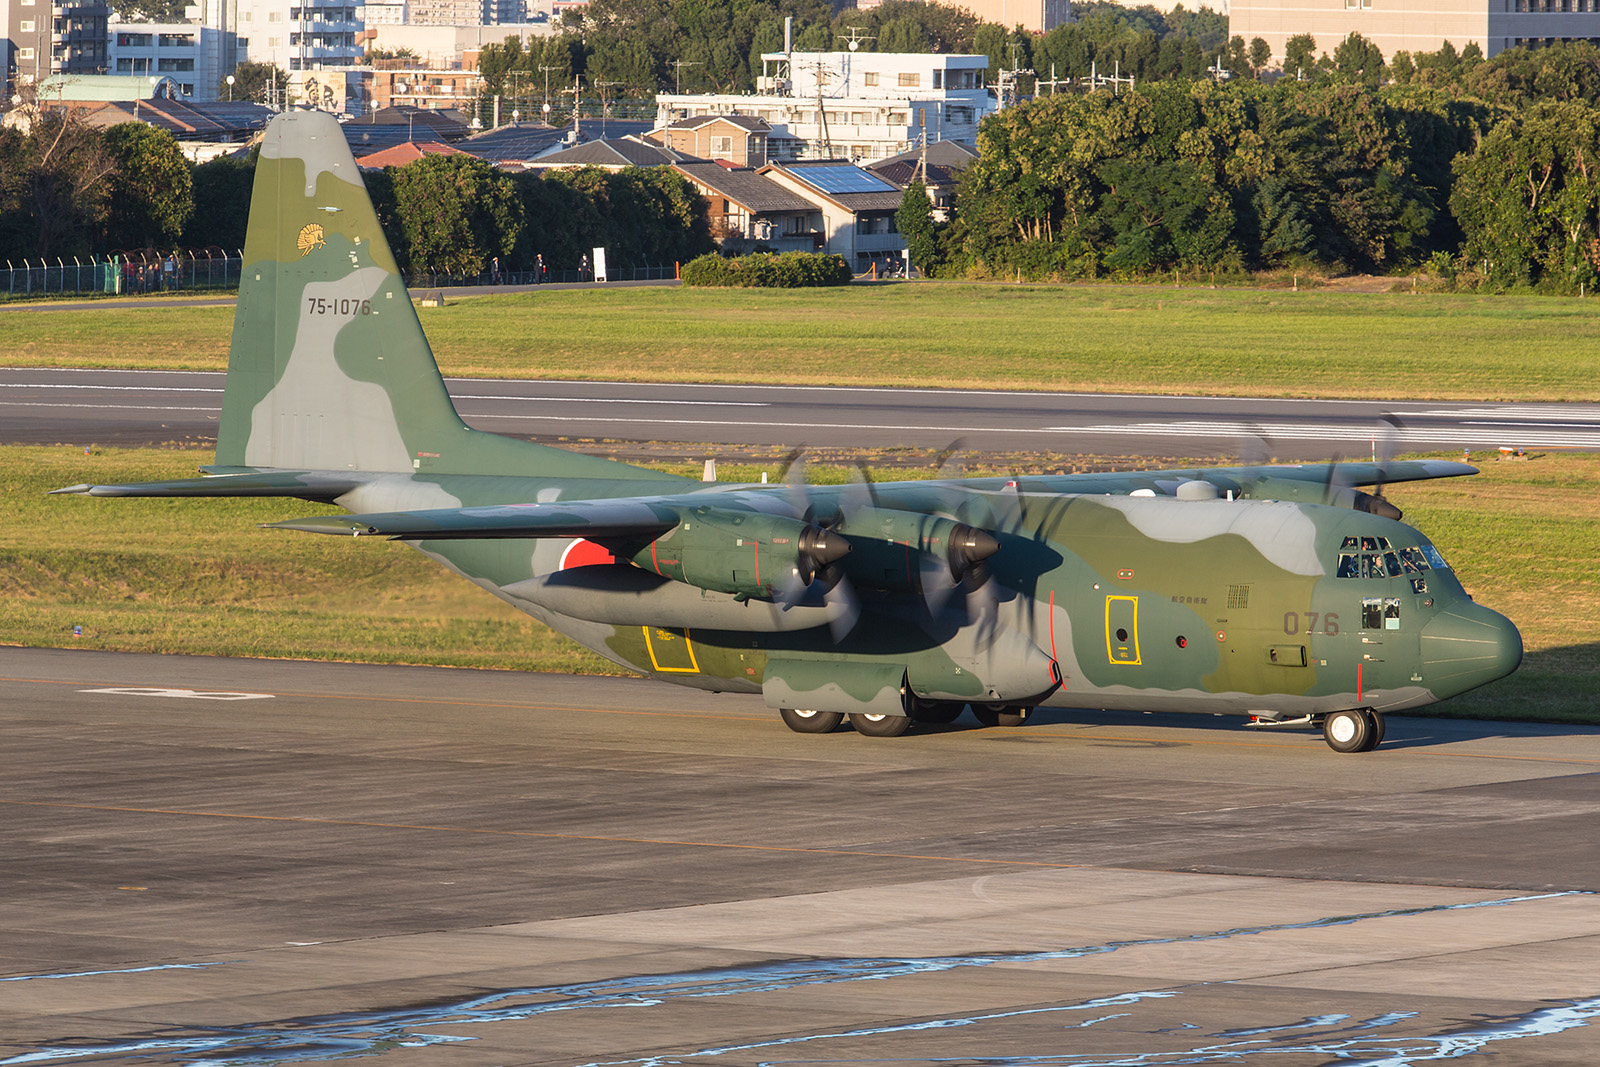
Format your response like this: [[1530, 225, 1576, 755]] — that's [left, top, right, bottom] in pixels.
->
[[559, 539, 615, 569], [1215, 630, 1227, 642]]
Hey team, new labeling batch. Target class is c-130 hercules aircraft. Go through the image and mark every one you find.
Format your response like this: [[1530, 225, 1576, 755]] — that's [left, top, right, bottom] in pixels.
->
[[58, 112, 1522, 752]]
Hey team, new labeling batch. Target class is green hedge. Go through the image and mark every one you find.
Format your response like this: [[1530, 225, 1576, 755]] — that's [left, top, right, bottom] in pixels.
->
[[682, 251, 852, 288]]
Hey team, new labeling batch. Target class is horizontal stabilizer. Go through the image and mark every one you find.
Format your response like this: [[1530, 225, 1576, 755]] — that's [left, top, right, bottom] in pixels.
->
[[265, 499, 680, 541], [53, 471, 363, 501]]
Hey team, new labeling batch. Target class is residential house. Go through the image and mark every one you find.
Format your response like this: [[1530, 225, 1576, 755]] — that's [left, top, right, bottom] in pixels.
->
[[758, 158, 905, 272], [673, 160, 820, 253], [646, 114, 770, 167]]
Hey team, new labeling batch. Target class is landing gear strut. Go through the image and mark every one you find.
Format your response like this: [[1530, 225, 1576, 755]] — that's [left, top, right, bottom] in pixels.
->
[[972, 703, 1032, 728]]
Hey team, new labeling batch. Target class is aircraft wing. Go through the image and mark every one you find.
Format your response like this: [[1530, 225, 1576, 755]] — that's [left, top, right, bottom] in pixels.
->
[[1046, 459, 1477, 495], [52, 470, 365, 502], [265, 498, 681, 541]]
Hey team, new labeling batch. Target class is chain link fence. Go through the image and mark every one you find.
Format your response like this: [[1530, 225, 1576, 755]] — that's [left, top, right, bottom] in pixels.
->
[[1, 250, 244, 299], [2, 252, 678, 299]]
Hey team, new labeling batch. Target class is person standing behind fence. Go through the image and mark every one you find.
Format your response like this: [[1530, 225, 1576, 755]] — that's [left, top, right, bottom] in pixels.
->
[[580, 252, 590, 283], [491, 256, 500, 286], [535, 253, 545, 284], [163, 254, 176, 290]]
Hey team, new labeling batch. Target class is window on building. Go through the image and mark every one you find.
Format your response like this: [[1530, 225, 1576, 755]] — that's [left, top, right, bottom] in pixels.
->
[[118, 32, 153, 45], [268, 35, 282, 45], [888, 110, 908, 124], [710, 135, 732, 154], [269, 10, 283, 20], [932, 70, 941, 88], [19, 47, 34, 59], [898, 71, 919, 87], [863, 71, 878, 85], [20, 19, 34, 30], [158, 33, 193, 45], [158, 57, 195, 70]]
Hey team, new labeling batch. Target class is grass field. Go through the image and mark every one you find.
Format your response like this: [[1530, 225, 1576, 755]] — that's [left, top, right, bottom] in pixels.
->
[[4, 445, 1594, 722], [5, 283, 1600, 401]]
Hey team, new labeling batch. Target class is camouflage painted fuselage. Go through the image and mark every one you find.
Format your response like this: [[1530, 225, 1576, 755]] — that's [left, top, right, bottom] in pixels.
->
[[58, 111, 1521, 737]]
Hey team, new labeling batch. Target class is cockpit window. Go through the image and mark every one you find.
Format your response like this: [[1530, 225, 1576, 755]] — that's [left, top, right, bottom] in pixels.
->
[[1335, 537, 1450, 578]]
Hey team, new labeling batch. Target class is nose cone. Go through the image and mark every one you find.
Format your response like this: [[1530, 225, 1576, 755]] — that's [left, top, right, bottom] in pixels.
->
[[1420, 600, 1523, 699]]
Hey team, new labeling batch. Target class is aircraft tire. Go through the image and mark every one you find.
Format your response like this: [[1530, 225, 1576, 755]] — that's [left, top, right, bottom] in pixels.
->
[[1362, 710, 1386, 750], [850, 712, 914, 737], [779, 708, 845, 734], [910, 700, 965, 725], [973, 704, 1032, 728], [1323, 709, 1372, 753]]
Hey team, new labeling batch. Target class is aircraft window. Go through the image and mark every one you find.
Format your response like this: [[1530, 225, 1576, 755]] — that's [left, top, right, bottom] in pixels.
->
[[1400, 548, 1427, 573], [1422, 544, 1451, 570], [1384, 597, 1401, 629], [1377, 536, 1393, 550], [1361, 537, 1380, 551], [1361, 554, 1387, 578], [1411, 576, 1427, 594], [1382, 551, 1402, 577], [1341, 536, 1360, 550], [1337, 553, 1360, 578], [1362, 598, 1384, 629]]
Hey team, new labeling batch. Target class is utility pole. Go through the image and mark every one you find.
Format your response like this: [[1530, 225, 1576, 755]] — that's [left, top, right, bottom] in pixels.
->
[[671, 58, 700, 94], [539, 65, 561, 123], [563, 73, 583, 139], [594, 79, 623, 136]]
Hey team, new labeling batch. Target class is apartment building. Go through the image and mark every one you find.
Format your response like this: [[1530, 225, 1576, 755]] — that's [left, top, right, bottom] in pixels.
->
[[1230, 0, 1600, 61], [3, 0, 109, 100], [655, 50, 993, 164]]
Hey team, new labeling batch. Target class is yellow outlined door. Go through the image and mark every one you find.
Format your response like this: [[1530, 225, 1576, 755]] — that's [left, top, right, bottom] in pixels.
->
[[643, 627, 700, 673], [1105, 595, 1141, 665]]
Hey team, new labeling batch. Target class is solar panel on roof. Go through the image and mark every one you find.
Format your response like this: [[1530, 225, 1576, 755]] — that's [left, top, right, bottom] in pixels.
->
[[799, 165, 896, 194]]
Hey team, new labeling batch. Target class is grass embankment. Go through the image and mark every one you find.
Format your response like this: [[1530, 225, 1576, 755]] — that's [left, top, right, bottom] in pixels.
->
[[4, 445, 1595, 721], [4, 284, 1599, 401]]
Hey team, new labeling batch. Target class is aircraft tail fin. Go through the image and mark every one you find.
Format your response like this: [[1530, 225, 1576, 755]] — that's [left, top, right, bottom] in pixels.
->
[[214, 110, 662, 482]]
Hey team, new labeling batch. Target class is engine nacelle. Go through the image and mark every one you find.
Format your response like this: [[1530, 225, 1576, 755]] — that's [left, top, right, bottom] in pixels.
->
[[628, 506, 849, 599], [1238, 475, 1402, 521], [831, 507, 999, 593]]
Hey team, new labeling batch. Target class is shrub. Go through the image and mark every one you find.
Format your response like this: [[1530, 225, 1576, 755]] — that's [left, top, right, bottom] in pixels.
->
[[681, 251, 852, 288]]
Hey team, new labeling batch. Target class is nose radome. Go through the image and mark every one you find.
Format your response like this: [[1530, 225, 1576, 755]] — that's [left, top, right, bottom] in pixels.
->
[[1420, 600, 1523, 699]]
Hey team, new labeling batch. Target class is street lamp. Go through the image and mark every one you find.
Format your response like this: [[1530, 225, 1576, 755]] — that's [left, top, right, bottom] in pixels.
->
[[225, 74, 235, 101]]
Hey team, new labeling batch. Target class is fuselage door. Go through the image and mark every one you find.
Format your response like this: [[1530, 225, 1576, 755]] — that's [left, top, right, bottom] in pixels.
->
[[1105, 595, 1141, 665]]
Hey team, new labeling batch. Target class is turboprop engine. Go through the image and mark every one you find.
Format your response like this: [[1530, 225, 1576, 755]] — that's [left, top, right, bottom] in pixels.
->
[[829, 507, 1000, 594], [628, 506, 851, 598]]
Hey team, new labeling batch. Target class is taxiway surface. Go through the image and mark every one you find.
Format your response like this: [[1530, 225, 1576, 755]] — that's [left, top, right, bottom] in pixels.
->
[[5, 647, 1600, 1064]]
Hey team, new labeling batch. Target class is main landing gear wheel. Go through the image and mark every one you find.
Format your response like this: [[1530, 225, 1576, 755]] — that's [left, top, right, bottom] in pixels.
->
[[850, 712, 914, 737], [779, 707, 845, 734], [972, 704, 1032, 728], [910, 699, 965, 725], [1323, 709, 1374, 753], [1363, 709, 1386, 749]]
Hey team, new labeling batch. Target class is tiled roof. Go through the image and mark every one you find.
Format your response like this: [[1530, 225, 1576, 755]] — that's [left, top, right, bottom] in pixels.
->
[[338, 107, 472, 153], [533, 136, 692, 168], [870, 139, 978, 170], [456, 122, 570, 163], [660, 114, 772, 133], [71, 99, 272, 140], [866, 159, 961, 189], [355, 140, 468, 168], [673, 162, 815, 213]]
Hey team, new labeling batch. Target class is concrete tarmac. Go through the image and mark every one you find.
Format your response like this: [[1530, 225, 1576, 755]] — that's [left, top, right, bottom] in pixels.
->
[[5, 647, 1600, 1064]]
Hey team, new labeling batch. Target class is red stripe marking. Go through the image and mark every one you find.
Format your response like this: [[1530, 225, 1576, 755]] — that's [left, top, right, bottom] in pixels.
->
[[1357, 662, 1363, 703]]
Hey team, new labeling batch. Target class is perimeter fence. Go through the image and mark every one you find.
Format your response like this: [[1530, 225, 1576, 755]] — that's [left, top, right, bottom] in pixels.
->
[[2, 250, 244, 298]]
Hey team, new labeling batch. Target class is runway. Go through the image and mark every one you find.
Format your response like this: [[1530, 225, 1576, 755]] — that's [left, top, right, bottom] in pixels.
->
[[7, 367, 1600, 460], [6, 647, 1600, 1064]]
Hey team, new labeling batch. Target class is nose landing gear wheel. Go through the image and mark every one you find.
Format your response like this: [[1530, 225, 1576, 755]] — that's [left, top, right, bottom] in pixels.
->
[[910, 699, 965, 725], [1323, 708, 1374, 753], [972, 704, 1032, 728], [779, 707, 845, 734], [850, 712, 914, 737]]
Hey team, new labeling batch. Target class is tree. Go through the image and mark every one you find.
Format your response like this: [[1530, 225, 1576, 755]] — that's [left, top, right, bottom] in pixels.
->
[[101, 122, 193, 250], [1248, 37, 1272, 77], [1283, 34, 1317, 78], [1331, 31, 1385, 86], [895, 180, 939, 274], [388, 154, 522, 276], [184, 153, 254, 250], [0, 111, 114, 259], [1451, 100, 1600, 290], [223, 61, 289, 107]]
